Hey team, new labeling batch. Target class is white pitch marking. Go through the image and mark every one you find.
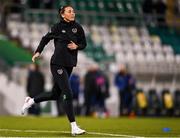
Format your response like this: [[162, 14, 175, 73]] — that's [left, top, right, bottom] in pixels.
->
[[0, 128, 140, 137]]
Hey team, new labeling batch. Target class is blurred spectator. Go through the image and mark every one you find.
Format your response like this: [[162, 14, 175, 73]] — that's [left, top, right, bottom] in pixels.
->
[[0, 9, 1, 30], [142, 0, 167, 26], [174, 89, 180, 116], [94, 68, 109, 117], [154, 0, 167, 26], [26, 63, 45, 115], [114, 64, 136, 116], [84, 64, 109, 117], [70, 72, 81, 115], [142, 0, 154, 14], [142, 0, 154, 25], [11, 0, 21, 13], [174, 0, 180, 15], [0, 2, 7, 32], [84, 65, 98, 116]]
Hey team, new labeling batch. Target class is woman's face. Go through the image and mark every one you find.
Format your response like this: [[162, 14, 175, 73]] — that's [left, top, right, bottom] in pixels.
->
[[61, 6, 75, 22]]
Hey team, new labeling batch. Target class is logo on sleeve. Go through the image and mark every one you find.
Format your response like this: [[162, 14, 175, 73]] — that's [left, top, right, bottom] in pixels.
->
[[63, 94, 67, 100], [72, 28, 77, 33], [49, 28, 52, 33], [62, 30, 66, 33]]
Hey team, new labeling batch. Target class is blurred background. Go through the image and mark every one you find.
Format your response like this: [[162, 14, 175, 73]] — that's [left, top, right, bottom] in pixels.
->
[[0, 0, 180, 118]]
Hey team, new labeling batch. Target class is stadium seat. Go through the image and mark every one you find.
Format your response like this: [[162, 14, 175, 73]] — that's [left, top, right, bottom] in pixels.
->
[[155, 53, 166, 64], [174, 90, 180, 116], [135, 89, 148, 116], [161, 90, 174, 116], [175, 55, 180, 65], [147, 89, 161, 116], [136, 52, 146, 63], [124, 1, 134, 13], [165, 53, 175, 64], [115, 52, 126, 64], [87, 0, 99, 11], [146, 52, 155, 64]]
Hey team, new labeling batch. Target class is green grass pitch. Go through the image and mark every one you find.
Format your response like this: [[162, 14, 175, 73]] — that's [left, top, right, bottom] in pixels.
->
[[0, 116, 180, 137]]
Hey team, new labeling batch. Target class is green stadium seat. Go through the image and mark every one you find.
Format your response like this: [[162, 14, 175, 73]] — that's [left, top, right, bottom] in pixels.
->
[[77, 0, 86, 11], [86, 0, 98, 11], [69, 1, 76, 9], [34, 12, 45, 23], [24, 11, 33, 22], [97, 0, 106, 11], [25, 0, 144, 26], [124, 2, 134, 13], [94, 52, 104, 62], [133, 0, 143, 14], [54, 0, 69, 9], [104, 0, 117, 12], [116, 1, 125, 13]]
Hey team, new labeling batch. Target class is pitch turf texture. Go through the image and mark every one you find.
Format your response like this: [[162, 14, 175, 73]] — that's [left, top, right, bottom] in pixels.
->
[[0, 116, 179, 137]]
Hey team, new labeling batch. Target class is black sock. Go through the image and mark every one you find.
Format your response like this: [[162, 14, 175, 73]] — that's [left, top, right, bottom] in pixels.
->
[[61, 92, 75, 122], [34, 92, 58, 103]]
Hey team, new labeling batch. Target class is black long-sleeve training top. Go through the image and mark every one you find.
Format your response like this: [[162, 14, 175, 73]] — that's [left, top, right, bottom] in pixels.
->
[[35, 19, 87, 67]]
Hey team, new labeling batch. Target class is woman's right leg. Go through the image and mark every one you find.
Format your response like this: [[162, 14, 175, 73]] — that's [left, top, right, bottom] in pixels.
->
[[34, 83, 61, 103], [21, 82, 61, 115]]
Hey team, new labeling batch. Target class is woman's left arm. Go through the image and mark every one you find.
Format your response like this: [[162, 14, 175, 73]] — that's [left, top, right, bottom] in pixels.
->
[[76, 26, 87, 50]]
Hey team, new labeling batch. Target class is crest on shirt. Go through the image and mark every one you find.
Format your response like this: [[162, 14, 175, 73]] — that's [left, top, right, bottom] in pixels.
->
[[72, 28, 77, 33], [57, 69, 63, 75]]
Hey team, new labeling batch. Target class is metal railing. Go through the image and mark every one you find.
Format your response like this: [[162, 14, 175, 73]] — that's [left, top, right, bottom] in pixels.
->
[[20, 9, 180, 27]]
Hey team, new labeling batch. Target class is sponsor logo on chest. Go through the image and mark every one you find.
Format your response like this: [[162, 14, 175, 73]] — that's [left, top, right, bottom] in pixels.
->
[[61, 28, 77, 34]]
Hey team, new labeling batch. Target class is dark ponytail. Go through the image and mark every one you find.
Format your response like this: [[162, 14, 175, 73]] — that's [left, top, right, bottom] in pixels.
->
[[58, 5, 72, 15]]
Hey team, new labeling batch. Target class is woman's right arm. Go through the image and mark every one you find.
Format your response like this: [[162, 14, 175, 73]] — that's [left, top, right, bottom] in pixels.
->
[[33, 24, 57, 62], [32, 52, 40, 62]]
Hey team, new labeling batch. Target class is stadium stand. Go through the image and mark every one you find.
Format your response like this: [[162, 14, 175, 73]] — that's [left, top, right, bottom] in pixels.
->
[[0, 72, 26, 115], [0, 38, 32, 65]]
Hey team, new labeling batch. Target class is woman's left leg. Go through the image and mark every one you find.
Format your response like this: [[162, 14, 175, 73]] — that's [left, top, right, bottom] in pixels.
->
[[50, 65, 75, 122]]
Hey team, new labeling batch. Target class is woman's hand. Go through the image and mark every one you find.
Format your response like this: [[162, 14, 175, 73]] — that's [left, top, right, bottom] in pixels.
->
[[32, 52, 40, 62], [68, 41, 78, 50]]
